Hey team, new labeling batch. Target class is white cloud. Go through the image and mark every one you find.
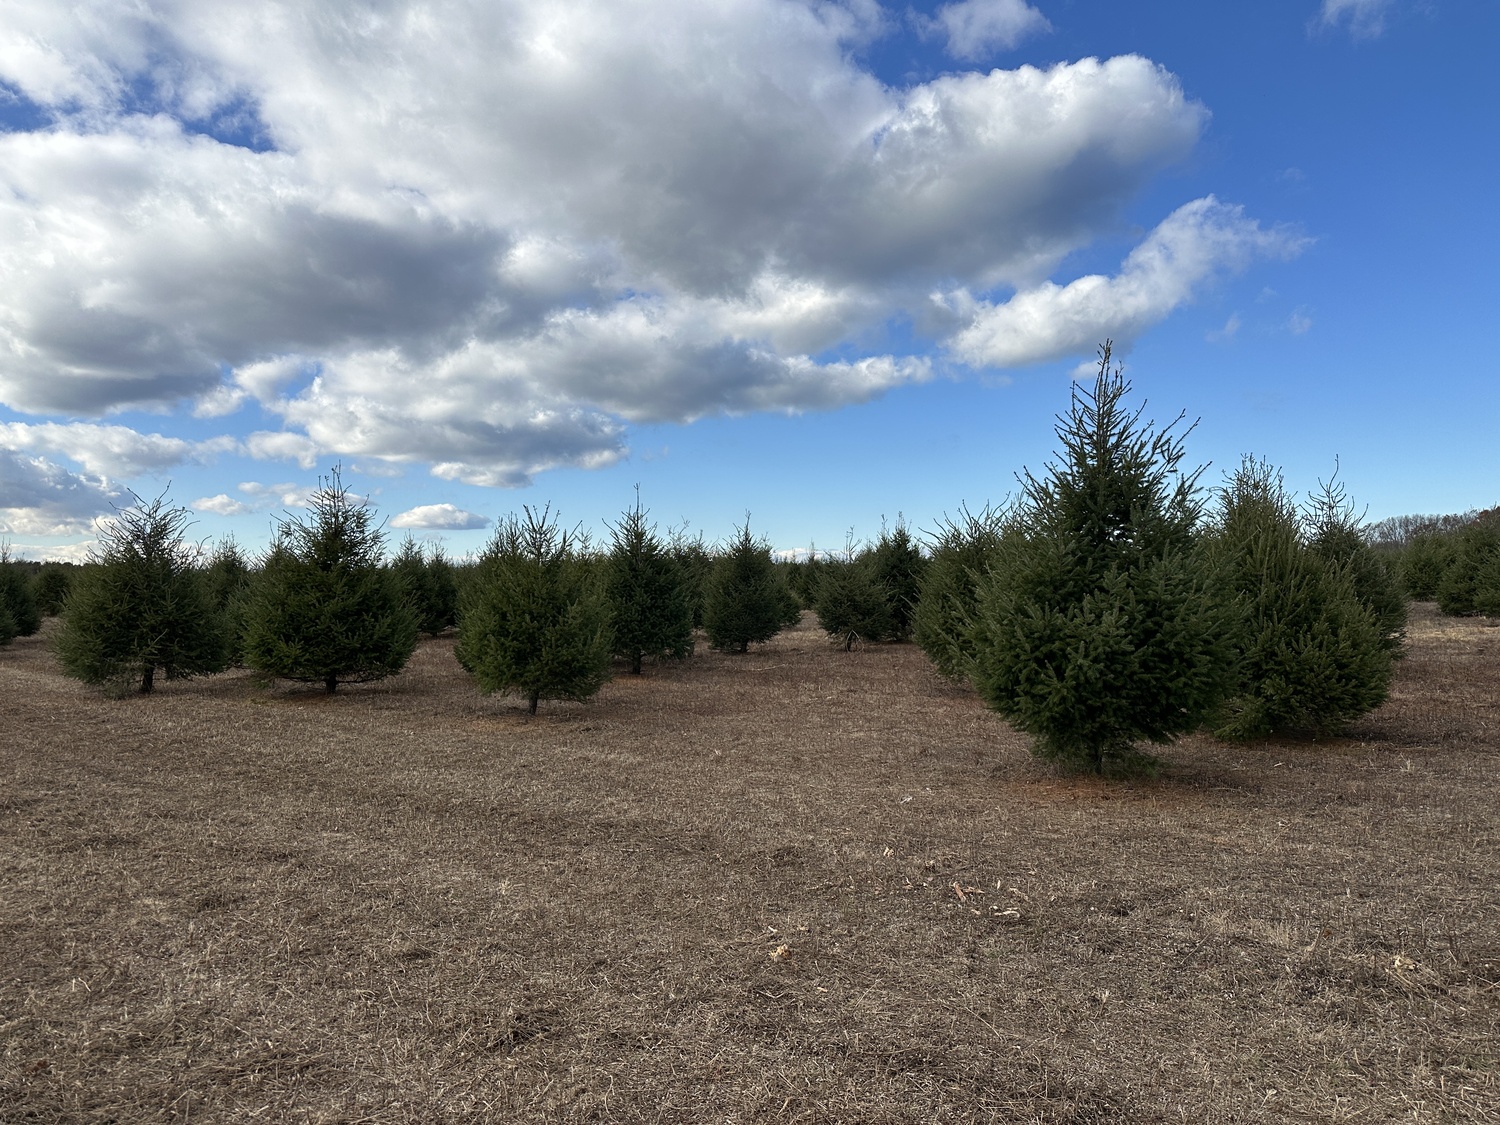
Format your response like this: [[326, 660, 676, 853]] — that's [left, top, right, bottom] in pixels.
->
[[1288, 310, 1314, 335], [245, 431, 320, 468], [1319, 0, 1395, 38], [390, 503, 490, 530], [0, 1, 1283, 488], [0, 421, 235, 476], [932, 0, 1050, 60], [949, 197, 1308, 367], [0, 450, 126, 535], [191, 493, 254, 516]]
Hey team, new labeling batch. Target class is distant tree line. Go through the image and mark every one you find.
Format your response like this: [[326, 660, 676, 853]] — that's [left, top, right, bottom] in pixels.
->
[[1366, 508, 1500, 616], [10, 470, 806, 709]]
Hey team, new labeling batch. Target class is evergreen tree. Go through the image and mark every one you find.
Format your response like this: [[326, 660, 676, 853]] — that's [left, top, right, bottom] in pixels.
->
[[1437, 512, 1500, 616], [204, 535, 254, 664], [668, 529, 713, 628], [1209, 458, 1393, 739], [1304, 470, 1407, 655], [242, 469, 417, 693], [704, 520, 790, 653], [390, 536, 460, 636], [605, 497, 693, 674], [866, 520, 927, 641], [1400, 533, 1456, 600], [912, 504, 1009, 682], [0, 544, 41, 641], [968, 343, 1234, 773], [456, 506, 612, 712], [54, 494, 229, 693], [32, 563, 75, 617], [814, 554, 893, 650]]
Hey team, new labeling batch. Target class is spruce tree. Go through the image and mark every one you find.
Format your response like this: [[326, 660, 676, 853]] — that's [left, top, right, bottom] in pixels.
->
[[1400, 533, 1456, 600], [32, 562, 75, 617], [814, 554, 894, 650], [456, 506, 612, 713], [242, 469, 417, 693], [605, 498, 693, 674], [912, 504, 1009, 682], [866, 520, 927, 641], [1304, 471, 1407, 656], [1209, 458, 1393, 739], [968, 343, 1234, 773], [1437, 512, 1500, 616], [204, 535, 254, 665], [390, 536, 460, 636], [0, 546, 41, 641], [704, 520, 789, 653], [668, 530, 713, 628], [55, 494, 229, 693]]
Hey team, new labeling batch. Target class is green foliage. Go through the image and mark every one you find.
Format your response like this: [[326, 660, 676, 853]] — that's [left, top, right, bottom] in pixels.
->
[[1437, 512, 1500, 617], [866, 520, 927, 641], [54, 494, 229, 694], [242, 470, 418, 693], [704, 521, 790, 653], [605, 499, 694, 674], [912, 504, 1009, 681], [814, 555, 894, 650], [1209, 459, 1393, 739], [968, 344, 1234, 774], [1304, 471, 1407, 656], [0, 546, 41, 641], [32, 563, 75, 616], [1400, 533, 1457, 600], [390, 536, 460, 636], [668, 531, 713, 628], [455, 506, 612, 713], [204, 536, 254, 664]]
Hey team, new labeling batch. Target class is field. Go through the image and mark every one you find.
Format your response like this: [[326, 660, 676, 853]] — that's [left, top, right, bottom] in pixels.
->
[[2, 604, 1497, 1123]]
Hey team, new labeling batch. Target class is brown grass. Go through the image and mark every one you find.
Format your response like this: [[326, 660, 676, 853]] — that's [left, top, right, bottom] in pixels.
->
[[2, 603, 1497, 1123]]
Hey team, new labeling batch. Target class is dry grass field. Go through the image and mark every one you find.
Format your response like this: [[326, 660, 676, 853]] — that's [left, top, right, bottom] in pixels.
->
[[2, 603, 1497, 1123]]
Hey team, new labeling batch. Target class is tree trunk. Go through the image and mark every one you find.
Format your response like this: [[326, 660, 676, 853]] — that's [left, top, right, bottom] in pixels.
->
[[528, 693, 539, 715], [631, 652, 643, 675], [739, 640, 748, 654], [140, 664, 155, 694], [325, 674, 338, 694]]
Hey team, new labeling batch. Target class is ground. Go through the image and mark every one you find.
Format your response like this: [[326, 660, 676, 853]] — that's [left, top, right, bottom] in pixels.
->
[[1, 604, 1496, 1123]]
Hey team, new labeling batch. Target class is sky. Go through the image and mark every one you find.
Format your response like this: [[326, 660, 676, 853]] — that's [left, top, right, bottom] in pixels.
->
[[1, 0, 1496, 560]]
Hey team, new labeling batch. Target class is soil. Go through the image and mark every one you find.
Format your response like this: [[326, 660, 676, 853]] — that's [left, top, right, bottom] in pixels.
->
[[2, 603, 1496, 1122]]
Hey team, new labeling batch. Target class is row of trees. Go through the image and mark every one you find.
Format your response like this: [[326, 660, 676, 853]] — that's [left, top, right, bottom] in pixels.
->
[[26, 472, 807, 707], [905, 344, 1408, 772], [1369, 508, 1500, 616]]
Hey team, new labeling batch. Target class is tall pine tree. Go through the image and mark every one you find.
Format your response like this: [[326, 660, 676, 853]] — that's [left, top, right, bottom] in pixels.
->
[[456, 506, 613, 713], [704, 520, 790, 653], [968, 344, 1234, 773], [1209, 458, 1393, 739], [605, 497, 693, 674], [55, 494, 229, 693], [242, 469, 417, 693]]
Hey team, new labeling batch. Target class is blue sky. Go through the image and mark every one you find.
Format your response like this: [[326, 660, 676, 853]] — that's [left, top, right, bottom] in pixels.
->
[[1, 0, 1495, 559]]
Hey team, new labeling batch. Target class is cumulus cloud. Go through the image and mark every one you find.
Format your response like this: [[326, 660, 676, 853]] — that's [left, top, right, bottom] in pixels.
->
[[948, 197, 1308, 367], [0, 450, 126, 535], [190, 493, 254, 516], [931, 0, 1050, 60], [390, 503, 490, 530], [0, 421, 235, 476], [0, 0, 1288, 492], [1319, 0, 1395, 37]]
